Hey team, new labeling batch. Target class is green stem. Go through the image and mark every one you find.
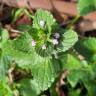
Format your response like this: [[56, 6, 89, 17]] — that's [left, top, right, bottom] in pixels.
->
[[24, 9, 34, 19], [67, 15, 81, 29]]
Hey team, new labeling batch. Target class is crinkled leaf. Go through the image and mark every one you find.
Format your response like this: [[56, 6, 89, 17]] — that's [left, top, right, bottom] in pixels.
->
[[11, 32, 33, 53], [58, 29, 78, 52], [78, 0, 96, 15], [2, 32, 37, 68], [4, 41, 61, 93], [33, 9, 56, 32], [3, 40, 36, 68], [3, 35, 61, 94], [31, 57, 61, 93]]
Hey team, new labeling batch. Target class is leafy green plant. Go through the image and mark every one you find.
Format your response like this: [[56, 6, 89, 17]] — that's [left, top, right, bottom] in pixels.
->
[[0, 9, 78, 96], [78, 0, 96, 15], [0, 0, 96, 95]]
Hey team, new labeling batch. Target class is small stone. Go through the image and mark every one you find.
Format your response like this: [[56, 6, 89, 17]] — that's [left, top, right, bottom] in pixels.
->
[[31, 40, 36, 46], [42, 45, 46, 50], [39, 20, 45, 28], [52, 39, 58, 45]]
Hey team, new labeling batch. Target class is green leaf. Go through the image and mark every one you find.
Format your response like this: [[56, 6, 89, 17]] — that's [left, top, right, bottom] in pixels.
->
[[11, 32, 33, 53], [31, 57, 60, 93], [4, 41, 61, 93], [12, 8, 24, 23], [50, 84, 58, 96], [68, 70, 81, 88], [68, 89, 80, 96], [81, 37, 96, 54], [17, 24, 31, 32], [59, 53, 81, 70], [0, 79, 13, 96], [68, 65, 94, 88], [59, 53, 82, 87], [75, 38, 96, 62], [2, 32, 36, 68], [0, 29, 9, 48], [82, 74, 96, 96], [78, 0, 96, 15], [17, 79, 38, 96], [33, 9, 56, 32], [0, 54, 12, 80], [3, 40, 36, 68], [1, 29, 9, 43], [57, 29, 78, 52]]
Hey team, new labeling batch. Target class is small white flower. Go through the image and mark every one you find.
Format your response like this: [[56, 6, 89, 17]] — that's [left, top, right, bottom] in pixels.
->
[[31, 40, 36, 46], [39, 20, 45, 28], [54, 33, 60, 39], [42, 45, 46, 50], [52, 39, 58, 45]]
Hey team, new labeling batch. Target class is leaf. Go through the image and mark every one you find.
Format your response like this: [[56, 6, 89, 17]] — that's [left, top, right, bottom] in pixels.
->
[[17, 79, 38, 96], [82, 73, 96, 96], [78, 0, 96, 15], [3, 40, 36, 68], [67, 70, 81, 88], [59, 53, 81, 70], [31, 57, 61, 93], [33, 9, 56, 32], [50, 84, 58, 96], [0, 29, 9, 48], [81, 37, 96, 54], [0, 54, 12, 80], [67, 65, 94, 88], [68, 89, 80, 96], [2, 32, 37, 68], [58, 53, 82, 88], [4, 41, 61, 94], [75, 38, 96, 62], [17, 24, 31, 32], [0, 79, 13, 96], [11, 32, 33, 53], [57, 29, 78, 52], [0, 56, 7, 79], [3, 36, 61, 94], [12, 8, 24, 23]]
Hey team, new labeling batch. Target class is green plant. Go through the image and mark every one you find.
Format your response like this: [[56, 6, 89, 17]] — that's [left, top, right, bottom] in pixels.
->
[[0, 0, 96, 96]]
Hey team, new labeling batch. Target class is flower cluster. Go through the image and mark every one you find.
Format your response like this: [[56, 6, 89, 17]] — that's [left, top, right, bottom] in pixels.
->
[[31, 40, 36, 47], [31, 20, 60, 50]]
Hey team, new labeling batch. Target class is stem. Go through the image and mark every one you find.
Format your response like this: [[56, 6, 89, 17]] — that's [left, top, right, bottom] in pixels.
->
[[67, 15, 80, 29], [24, 9, 34, 19]]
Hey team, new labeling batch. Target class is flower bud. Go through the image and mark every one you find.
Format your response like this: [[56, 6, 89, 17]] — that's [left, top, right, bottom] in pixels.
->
[[39, 20, 45, 28], [52, 39, 58, 45], [31, 40, 36, 46], [42, 45, 46, 50], [54, 33, 60, 39]]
